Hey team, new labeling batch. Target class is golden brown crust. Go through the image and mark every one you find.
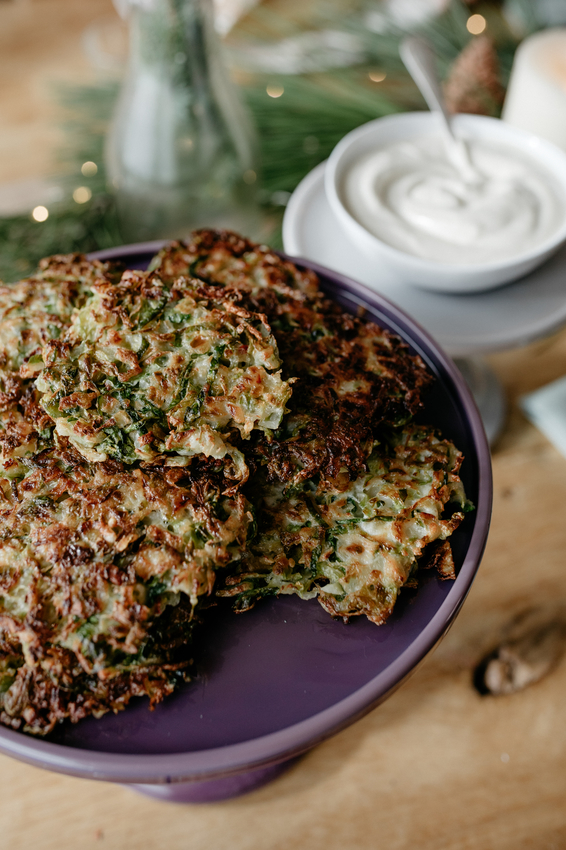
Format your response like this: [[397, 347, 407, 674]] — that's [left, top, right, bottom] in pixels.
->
[[37, 267, 291, 470], [218, 423, 468, 626], [0, 599, 194, 735], [152, 229, 431, 488]]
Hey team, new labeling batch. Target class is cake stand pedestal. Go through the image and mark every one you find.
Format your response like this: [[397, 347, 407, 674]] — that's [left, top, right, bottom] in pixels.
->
[[452, 358, 506, 445]]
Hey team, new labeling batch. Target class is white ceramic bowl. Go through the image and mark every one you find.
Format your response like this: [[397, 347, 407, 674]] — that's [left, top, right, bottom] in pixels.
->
[[325, 112, 566, 294]]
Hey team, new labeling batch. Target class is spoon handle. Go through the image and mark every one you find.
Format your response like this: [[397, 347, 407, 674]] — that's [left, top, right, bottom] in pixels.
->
[[400, 35, 479, 183], [400, 36, 454, 138]]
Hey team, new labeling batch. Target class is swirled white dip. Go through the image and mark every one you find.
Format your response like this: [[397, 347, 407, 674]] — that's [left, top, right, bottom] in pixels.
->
[[341, 135, 564, 264]]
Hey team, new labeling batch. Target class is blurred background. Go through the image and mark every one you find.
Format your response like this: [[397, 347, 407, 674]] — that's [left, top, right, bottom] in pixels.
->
[[1, 0, 563, 282]]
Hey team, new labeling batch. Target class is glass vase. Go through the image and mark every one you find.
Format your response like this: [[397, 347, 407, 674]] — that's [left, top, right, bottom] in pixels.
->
[[106, 0, 260, 243]]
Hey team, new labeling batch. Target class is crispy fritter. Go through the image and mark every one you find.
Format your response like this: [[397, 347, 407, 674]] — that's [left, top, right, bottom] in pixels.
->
[[0, 598, 194, 735], [0, 429, 251, 679], [151, 230, 431, 487], [219, 424, 469, 625], [0, 254, 120, 403], [36, 269, 291, 476], [149, 229, 320, 301]]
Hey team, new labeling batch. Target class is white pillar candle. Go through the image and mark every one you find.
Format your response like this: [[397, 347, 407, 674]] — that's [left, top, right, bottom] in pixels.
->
[[503, 28, 566, 152]]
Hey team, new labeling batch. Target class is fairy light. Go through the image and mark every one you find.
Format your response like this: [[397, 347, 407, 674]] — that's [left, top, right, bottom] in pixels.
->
[[81, 161, 98, 177], [467, 14, 487, 34], [73, 186, 92, 204], [32, 206, 49, 222], [266, 85, 284, 98]]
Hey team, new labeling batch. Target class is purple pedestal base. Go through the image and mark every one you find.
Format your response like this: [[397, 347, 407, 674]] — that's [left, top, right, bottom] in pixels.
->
[[129, 758, 299, 803]]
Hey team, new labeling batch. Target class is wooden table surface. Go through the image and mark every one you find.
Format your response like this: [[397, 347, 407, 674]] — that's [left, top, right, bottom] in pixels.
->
[[1, 2, 566, 848]]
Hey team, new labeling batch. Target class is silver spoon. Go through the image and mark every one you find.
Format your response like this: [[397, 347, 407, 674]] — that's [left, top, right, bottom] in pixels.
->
[[400, 35, 480, 183]]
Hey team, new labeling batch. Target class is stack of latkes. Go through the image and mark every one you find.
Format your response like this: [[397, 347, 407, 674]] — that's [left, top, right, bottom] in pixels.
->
[[0, 230, 469, 735]]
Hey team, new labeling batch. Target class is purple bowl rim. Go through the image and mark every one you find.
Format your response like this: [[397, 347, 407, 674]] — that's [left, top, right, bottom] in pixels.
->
[[0, 242, 492, 784]]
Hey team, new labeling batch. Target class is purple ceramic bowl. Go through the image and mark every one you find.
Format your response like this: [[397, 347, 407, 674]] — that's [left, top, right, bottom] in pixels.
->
[[0, 243, 492, 803]]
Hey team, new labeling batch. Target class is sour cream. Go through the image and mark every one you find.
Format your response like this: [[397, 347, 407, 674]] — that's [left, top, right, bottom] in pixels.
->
[[341, 135, 564, 265]]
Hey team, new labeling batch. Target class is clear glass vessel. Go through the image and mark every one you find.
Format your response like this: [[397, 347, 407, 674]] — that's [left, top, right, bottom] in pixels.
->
[[106, 0, 260, 242]]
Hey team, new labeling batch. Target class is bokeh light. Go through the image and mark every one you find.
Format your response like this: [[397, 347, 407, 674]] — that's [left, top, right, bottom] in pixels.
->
[[73, 186, 92, 204], [32, 206, 49, 222], [466, 14, 486, 34], [81, 161, 98, 177]]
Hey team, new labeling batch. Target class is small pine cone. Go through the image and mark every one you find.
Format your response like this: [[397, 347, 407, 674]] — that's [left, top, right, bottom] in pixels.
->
[[475, 608, 566, 696], [443, 35, 505, 116]]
